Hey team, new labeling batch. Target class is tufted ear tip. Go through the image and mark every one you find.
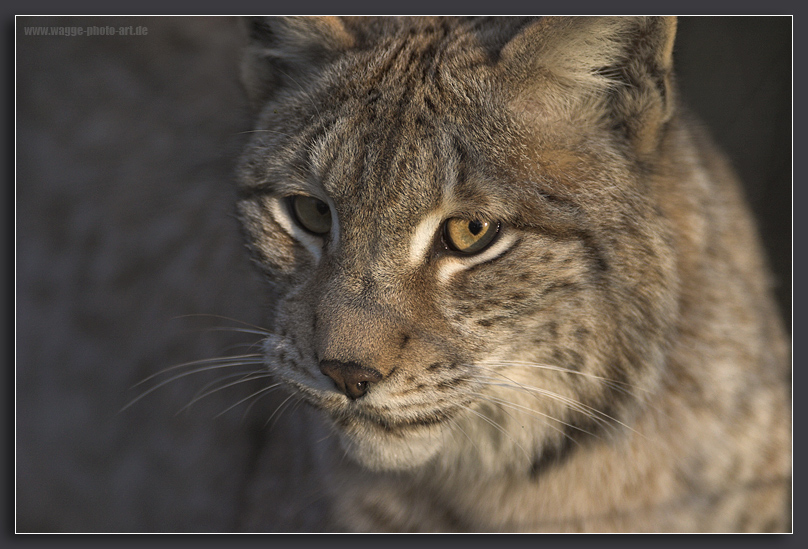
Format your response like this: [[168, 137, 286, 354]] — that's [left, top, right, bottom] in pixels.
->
[[240, 16, 356, 110], [647, 16, 678, 74], [499, 16, 680, 157], [242, 16, 356, 51]]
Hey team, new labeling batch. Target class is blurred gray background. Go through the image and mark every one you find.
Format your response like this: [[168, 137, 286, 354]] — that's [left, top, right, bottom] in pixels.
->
[[16, 16, 791, 532]]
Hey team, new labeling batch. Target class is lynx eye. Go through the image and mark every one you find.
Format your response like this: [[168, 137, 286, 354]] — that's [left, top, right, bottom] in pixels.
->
[[289, 195, 332, 235], [444, 218, 500, 254]]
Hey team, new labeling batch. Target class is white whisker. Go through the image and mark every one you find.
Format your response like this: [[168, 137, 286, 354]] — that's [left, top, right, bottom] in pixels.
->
[[169, 313, 272, 334], [236, 128, 293, 139], [120, 358, 265, 413], [217, 341, 266, 355], [492, 360, 644, 394], [467, 390, 593, 443], [131, 354, 264, 388], [196, 327, 272, 337], [214, 381, 284, 419], [241, 380, 287, 420], [477, 373, 615, 432], [475, 368, 647, 441], [456, 403, 532, 462], [177, 371, 274, 415], [474, 366, 618, 429], [263, 392, 298, 428]]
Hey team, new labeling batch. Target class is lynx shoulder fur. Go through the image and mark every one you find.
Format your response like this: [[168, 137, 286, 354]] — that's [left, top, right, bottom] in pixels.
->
[[235, 16, 790, 532]]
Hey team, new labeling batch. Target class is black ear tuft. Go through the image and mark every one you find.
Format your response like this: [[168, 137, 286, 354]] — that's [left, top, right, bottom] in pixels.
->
[[245, 17, 276, 43], [499, 17, 678, 156], [600, 17, 678, 155], [240, 16, 356, 110]]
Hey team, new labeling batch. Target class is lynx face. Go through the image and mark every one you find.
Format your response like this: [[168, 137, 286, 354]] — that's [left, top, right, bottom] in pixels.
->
[[236, 17, 680, 472]]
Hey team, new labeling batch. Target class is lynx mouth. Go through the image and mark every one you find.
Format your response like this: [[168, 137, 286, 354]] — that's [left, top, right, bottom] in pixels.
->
[[334, 405, 460, 433], [276, 368, 469, 468], [328, 406, 459, 471]]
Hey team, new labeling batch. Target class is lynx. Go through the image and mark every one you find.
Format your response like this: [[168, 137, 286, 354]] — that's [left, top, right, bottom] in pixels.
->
[[234, 16, 790, 532]]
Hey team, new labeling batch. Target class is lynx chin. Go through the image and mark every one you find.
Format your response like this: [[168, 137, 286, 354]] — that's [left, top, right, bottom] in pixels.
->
[[232, 16, 790, 532]]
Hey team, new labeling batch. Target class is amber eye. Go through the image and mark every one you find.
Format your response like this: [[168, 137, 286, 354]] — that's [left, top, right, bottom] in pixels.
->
[[444, 218, 499, 254], [289, 195, 332, 235]]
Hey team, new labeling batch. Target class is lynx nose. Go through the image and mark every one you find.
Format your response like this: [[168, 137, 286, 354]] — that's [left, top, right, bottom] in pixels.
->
[[319, 360, 383, 400]]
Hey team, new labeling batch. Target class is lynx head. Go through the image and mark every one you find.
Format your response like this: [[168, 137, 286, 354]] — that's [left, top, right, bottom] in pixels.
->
[[236, 17, 680, 472]]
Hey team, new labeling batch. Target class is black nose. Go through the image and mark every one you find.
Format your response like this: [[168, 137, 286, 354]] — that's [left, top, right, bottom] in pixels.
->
[[319, 360, 383, 400]]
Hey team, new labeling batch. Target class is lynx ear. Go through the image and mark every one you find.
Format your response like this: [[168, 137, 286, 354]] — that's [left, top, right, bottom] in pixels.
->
[[241, 16, 356, 109], [500, 17, 677, 156]]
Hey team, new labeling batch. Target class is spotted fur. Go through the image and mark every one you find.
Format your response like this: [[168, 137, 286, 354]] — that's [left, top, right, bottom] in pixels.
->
[[236, 16, 790, 532]]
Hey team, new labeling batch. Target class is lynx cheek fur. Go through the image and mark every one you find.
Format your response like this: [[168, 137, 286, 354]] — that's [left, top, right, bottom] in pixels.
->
[[235, 17, 790, 532]]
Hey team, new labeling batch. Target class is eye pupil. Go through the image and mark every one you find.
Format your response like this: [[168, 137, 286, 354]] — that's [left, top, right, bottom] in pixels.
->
[[290, 195, 332, 235], [444, 218, 499, 255]]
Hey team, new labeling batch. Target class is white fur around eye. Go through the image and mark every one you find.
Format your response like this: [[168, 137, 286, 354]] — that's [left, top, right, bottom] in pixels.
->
[[269, 197, 328, 262], [408, 212, 444, 266], [437, 232, 518, 283]]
